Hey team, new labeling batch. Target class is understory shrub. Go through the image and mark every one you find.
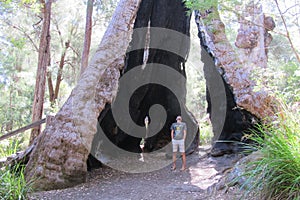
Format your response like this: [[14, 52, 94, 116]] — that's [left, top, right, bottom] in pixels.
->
[[243, 103, 300, 200]]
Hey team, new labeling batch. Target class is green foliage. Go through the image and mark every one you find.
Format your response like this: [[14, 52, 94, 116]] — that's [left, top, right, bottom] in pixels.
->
[[243, 103, 300, 199], [0, 138, 21, 157], [0, 77, 34, 133], [9, 37, 26, 49], [185, 23, 213, 145], [183, 0, 218, 11], [280, 61, 300, 102], [20, 0, 35, 4], [0, 165, 32, 200], [0, 0, 13, 5], [0, 139, 32, 200], [183, 0, 243, 13], [0, 0, 38, 134], [0, 0, 40, 13], [199, 120, 213, 144], [0, 0, 119, 143], [264, 34, 300, 103]]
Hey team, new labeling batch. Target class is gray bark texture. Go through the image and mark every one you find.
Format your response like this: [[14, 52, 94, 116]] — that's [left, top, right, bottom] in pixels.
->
[[196, 3, 278, 156], [199, 5, 277, 121], [25, 0, 142, 191]]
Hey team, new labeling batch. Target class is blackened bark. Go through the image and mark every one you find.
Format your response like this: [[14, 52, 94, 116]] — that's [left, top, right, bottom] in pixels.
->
[[195, 11, 259, 156], [94, 0, 199, 159]]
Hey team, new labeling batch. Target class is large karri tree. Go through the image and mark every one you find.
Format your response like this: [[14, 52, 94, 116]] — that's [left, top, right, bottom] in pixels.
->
[[25, 0, 143, 190], [25, 0, 276, 190]]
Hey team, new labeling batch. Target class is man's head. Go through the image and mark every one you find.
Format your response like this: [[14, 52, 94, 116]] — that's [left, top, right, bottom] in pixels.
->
[[176, 116, 182, 122]]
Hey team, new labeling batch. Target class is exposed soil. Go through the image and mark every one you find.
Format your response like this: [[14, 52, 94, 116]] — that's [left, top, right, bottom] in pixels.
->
[[28, 146, 247, 200]]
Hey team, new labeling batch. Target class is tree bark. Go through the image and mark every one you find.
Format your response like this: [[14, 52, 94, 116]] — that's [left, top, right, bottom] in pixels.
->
[[94, 0, 199, 160], [25, 0, 142, 191], [30, 0, 52, 145], [80, 0, 94, 75], [235, 3, 272, 69], [195, 5, 278, 156]]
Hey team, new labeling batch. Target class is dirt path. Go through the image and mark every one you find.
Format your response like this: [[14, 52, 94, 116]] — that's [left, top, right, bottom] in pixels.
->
[[28, 146, 244, 200]]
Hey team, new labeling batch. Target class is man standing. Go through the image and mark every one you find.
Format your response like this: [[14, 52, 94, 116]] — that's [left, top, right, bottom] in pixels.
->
[[170, 116, 187, 171]]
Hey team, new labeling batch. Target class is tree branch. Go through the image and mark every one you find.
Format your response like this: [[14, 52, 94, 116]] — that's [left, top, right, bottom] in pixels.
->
[[6, 22, 39, 52], [274, 0, 300, 63], [282, 4, 300, 15], [68, 44, 81, 58], [52, 18, 64, 48]]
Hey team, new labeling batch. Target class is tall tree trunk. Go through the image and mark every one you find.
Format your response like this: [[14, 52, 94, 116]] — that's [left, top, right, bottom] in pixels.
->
[[80, 0, 94, 75], [195, 4, 277, 156], [30, 0, 52, 145], [25, 0, 142, 191], [93, 0, 199, 163]]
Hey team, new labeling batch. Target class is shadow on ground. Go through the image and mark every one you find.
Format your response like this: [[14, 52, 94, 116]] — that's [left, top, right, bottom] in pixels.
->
[[29, 146, 246, 200]]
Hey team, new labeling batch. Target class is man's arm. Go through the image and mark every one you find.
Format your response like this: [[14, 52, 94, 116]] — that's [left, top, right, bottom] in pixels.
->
[[183, 123, 187, 140], [171, 129, 174, 140]]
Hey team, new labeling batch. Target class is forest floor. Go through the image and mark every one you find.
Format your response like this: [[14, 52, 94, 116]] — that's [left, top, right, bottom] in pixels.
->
[[28, 146, 248, 200]]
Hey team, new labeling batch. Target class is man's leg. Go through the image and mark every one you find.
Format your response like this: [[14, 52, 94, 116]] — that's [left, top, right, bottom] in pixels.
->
[[172, 152, 177, 170], [172, 141, 178, 170], [181, 152, 186, 170], [179, 140, 186, 170]]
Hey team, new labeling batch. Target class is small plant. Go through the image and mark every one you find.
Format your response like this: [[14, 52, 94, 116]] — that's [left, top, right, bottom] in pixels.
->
[[199, 121, 213, 145], [243, 103, 300, 200], [0, 139, 21, 158], [0, 139, 33, 200], [0, 165, 32, 200]]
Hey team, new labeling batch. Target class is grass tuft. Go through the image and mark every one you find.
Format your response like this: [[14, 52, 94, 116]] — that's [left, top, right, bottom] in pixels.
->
[[0, 165, 32, 200], [0, 139, 33, 200], [243, 103, 300, 200]]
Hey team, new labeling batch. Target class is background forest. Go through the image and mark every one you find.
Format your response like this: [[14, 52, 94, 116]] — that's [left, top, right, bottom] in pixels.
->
[[0, 0, 117, 148]]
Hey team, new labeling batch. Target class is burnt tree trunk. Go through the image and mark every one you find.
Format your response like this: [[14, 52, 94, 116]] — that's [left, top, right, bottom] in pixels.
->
[[25, 0, 199, 190], [195, 5, 277, 156], [93, 0, 199, 163]]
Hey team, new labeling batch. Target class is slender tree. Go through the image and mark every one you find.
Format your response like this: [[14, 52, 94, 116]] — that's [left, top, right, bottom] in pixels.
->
[[30, 0, 52, 145], [47, 40, 70, 105], [80, 0, 94, 75]]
